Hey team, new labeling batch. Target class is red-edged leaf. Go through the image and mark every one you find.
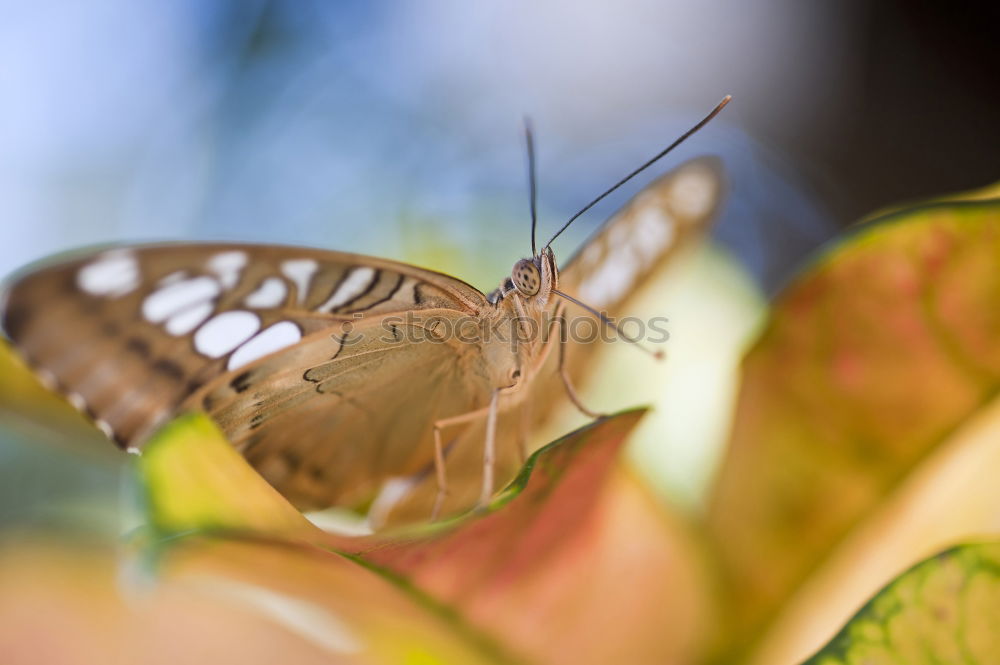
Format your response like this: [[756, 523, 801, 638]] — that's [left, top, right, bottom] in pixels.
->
[[343, 410, 712, 665]]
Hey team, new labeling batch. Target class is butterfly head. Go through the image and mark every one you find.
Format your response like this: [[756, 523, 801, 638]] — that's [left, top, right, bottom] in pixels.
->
[[490, 246, 558, 306], [513, 245, 558, 294], [511, 259, 541, 296]]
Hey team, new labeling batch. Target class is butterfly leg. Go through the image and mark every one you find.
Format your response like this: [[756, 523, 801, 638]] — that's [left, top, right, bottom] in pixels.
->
[[480, 388, 501, 507], [557, 315, 604, 419], [430, 399, 494, 520], [431, 425, 450, 520]]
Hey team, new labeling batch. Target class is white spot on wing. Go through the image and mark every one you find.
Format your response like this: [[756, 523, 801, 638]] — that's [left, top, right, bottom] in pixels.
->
[[95, 419, 115, 439], [164, 301, 214, 336], [578, 245, 639, 307], [317, 267, 376, 312], [36, 368, 58, 391], [631, 207, 676, 265], [669, 166, 717, 219], [368, 476, 417, 529], [142, 277, 221, 323], [66, 392, 86, 411], [77, 250, 140, 297], [281, 259, 319, 304], [581, 242, 604, 268], [158, 271, 188, 286], [576, 199, 678, 307], [244, 277, 288, 308], [194, 311, 260, 358], [228, 321, 302, 370], [608, 222, 630, 249], [207, 251, 248, 289]]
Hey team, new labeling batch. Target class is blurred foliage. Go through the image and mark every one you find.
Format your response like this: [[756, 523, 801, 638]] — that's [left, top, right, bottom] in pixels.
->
[[138, 413, 313, 537], [135, 409, 710, 665], [0, 346, 125, 534], [802, 543, 1000, 665], [3, 192, 1000, 664], [709, 200, 1000, 664]]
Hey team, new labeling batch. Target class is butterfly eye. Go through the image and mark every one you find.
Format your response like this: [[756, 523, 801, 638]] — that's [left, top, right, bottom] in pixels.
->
[[511, 259, 541, 296]]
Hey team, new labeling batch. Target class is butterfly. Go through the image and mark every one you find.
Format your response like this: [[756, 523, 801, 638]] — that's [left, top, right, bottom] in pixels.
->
[[0, 98, 729, 525]]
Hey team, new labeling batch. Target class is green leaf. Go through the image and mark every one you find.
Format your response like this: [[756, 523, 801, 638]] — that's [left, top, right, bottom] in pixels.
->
[[707, 200, 1000, 657], [802, 542, 1000, 664]]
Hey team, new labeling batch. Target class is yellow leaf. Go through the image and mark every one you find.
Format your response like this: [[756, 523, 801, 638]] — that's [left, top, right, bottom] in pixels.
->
[[138, 412, 316, 536], [0, 340, 104, 449]]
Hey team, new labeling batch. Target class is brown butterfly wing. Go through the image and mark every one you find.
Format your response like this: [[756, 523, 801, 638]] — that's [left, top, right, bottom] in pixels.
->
[[1, 243, 487, 449], [374, 397, 531, 524], [539, 156, 726, 412], [188, 312, 495, 510], [558, 156, 725, 312]]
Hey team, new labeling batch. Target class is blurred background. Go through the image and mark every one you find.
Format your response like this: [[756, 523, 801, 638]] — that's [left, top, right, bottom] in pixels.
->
[[2, 0, 999, 528], [3, 1, 998, 289]]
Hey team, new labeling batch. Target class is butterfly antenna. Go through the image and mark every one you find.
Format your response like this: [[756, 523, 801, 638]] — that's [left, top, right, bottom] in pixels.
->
[[525, 117, 539, 256], [553, 289, 665, 361], [544, 95, 731, 249]]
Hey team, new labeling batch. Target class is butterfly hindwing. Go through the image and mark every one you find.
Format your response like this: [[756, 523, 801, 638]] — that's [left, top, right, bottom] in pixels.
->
[[189, 311, 495, 510]]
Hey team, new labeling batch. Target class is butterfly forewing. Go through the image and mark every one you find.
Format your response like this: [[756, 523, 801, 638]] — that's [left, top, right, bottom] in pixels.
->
[[1, 244, 486, 449]]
